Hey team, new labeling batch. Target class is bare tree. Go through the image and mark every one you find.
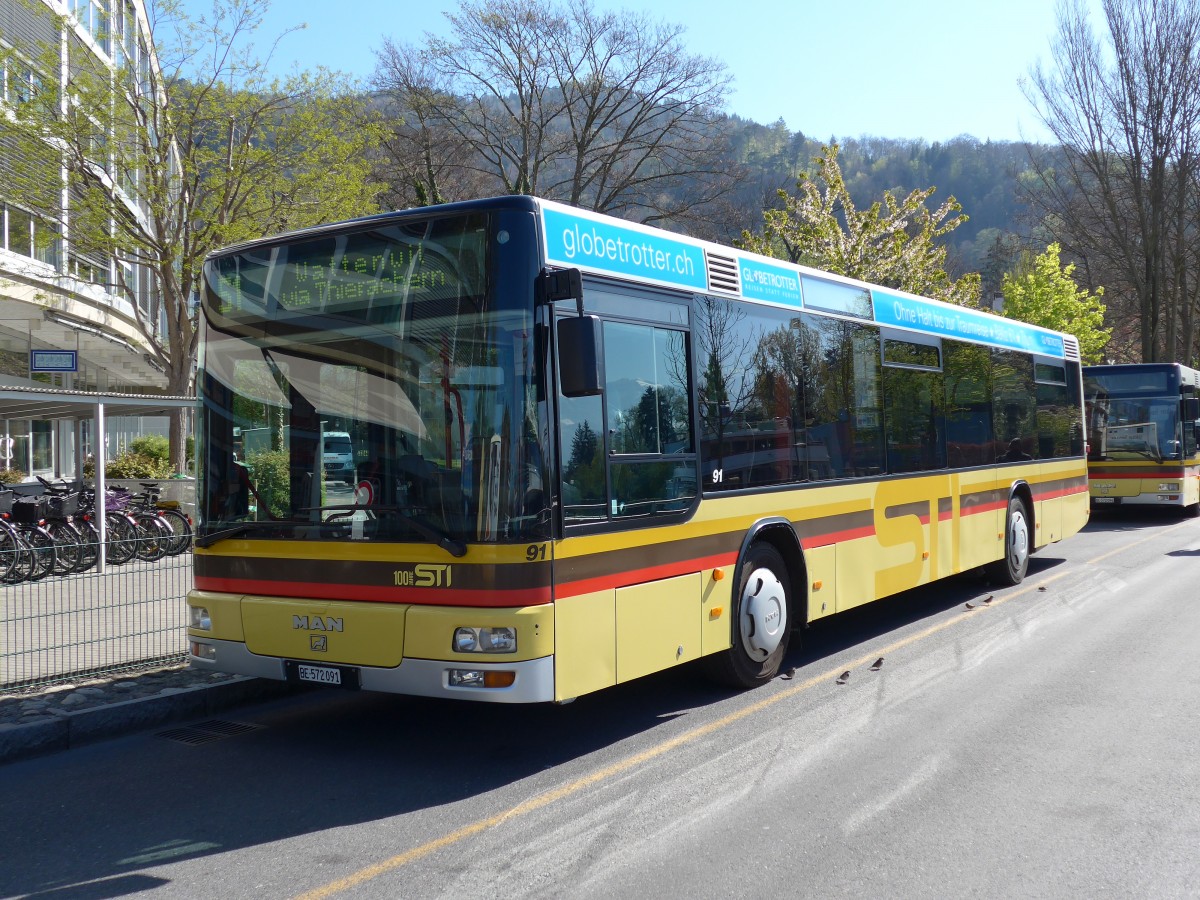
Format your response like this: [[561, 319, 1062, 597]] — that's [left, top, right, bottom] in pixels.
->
[[1023, 0, 1200, 363], [544, 3, 735, 224], [371, 0, 741, 224], [372, 40, 492, 208]]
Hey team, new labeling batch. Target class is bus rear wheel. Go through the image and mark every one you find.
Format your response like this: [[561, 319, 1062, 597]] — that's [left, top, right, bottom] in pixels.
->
[[988, 496, 1030, 586], [703, 543, 792, 688]]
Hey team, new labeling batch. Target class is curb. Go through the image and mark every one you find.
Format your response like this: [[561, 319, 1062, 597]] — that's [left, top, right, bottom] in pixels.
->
[[0, 677, 295, 765]]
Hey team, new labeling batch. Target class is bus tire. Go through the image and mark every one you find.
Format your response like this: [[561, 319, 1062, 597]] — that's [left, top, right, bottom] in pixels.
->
[[703, 542, 792, 688], [988, 496, 1031, 586]]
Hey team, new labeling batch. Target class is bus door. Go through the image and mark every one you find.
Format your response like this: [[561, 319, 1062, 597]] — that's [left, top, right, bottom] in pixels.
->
[[551, 284, 701, 698]]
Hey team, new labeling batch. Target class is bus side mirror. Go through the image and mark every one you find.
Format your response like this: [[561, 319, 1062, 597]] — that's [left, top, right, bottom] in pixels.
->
[[558, 315, 603, 397]]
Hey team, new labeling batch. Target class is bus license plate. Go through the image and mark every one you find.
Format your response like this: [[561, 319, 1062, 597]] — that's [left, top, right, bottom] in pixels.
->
[[298, 664, 340, 685], [1093, 497, 1116, 504], [284, 661, 360, 688]]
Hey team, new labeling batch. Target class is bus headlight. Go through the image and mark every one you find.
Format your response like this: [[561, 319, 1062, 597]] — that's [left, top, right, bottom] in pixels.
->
[[190, 606, 212, 631], [452, 626, 517, 653]]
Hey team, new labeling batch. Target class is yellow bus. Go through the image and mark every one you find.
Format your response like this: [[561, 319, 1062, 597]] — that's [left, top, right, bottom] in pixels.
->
[[187, 196, 1089, 702], [1083, 363, 1200, 516]]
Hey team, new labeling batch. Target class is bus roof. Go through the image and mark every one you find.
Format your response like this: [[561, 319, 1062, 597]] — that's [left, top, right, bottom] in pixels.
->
[[207, 194, 1079, 362], [1084, 362, 1200, 391], [536, 199, 1076, 361]]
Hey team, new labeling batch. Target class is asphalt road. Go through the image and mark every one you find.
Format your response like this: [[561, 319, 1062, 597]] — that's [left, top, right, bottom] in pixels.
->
[[2, 509, 1199, 899]]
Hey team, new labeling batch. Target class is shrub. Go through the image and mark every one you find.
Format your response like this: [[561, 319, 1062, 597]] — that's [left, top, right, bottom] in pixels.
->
[[104, 451, 175, 479], [129, 434, 170, 464], [0, 466, 27, 485]]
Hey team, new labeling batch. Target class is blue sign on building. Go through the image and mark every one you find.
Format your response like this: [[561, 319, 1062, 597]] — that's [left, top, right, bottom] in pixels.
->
[[30, 349, 78, 373]]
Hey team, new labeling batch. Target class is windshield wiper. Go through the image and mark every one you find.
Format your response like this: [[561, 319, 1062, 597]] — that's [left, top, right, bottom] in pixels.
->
[[375, 506, 468, 557], [299, 504, 468, 557], [195, 521, 277, 548]]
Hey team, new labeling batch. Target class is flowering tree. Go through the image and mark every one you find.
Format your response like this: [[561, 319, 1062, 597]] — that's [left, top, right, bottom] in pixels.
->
[[739, 144, 980, 307]]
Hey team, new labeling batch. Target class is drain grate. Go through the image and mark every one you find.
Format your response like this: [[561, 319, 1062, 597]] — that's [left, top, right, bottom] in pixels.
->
[[157, 719, 263, 745]]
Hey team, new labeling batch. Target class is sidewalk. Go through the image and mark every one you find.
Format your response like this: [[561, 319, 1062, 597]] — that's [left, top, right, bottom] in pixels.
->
[[0, 663, 294, 764]]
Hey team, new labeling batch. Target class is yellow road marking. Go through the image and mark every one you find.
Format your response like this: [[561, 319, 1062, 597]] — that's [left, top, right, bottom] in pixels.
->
[[296, 521, 1190, 898]]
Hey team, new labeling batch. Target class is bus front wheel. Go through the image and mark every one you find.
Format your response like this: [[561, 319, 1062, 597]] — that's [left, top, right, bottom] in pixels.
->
[[989, 496, 1031, 586], [704, 543, 792, 688]]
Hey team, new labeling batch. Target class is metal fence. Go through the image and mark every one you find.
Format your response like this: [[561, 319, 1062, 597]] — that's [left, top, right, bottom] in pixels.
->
[[0, 479, 196, 690], [0, 546, 192, 690]]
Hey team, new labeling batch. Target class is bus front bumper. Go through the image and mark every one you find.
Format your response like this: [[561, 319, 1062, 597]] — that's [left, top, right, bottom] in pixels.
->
[[188, 638, 555, 704]]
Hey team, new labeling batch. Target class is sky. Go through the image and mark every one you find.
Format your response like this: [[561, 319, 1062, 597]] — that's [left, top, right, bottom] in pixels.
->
[[203, 0, 1087, 145]]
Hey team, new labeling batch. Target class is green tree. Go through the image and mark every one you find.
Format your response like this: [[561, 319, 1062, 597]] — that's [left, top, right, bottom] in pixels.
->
[[1000, 243, 1111, 364], [0, 0, 383, 471], [739, 144, 981, 307]]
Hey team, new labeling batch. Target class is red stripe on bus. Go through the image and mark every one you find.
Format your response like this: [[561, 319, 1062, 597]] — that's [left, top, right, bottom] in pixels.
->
[[554, 552, 737, 598], [803, 525, 875, 548], [964, 499, 1008, 515], [1036, 485, 1088, 501], [193, 576, 552, 607]]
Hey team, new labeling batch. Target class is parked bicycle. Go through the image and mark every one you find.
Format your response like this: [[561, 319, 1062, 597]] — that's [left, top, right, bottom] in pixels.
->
[[0, 485, 63, 582], [0, 477, 192, 584]]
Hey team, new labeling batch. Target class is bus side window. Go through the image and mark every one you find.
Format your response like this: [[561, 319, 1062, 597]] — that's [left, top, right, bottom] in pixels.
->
[[992, 349, 1037, 460], [559, 390, 607, 525], [604, 322, 695, 520]]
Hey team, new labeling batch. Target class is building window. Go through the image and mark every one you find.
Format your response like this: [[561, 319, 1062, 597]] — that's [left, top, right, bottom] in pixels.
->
[[6, 205, 33, 255], [71, 0, 112, 54], [3, 204, 60, 267], [3, 60, 41, 107]]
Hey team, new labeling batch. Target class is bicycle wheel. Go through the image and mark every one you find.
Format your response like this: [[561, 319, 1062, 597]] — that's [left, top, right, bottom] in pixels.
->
[[0, 527, 35, 584], [0, 524, 23, 583], [44, 519, 84, 575], [156, 507, 193, 555], [104, 513, 140, 565], [22, 525, 56, 581], [73, 518, 100, 572], [133, 513, 170, 562]]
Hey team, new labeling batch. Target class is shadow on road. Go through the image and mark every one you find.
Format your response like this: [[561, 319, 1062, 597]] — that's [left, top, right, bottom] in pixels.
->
[[1084, 506, 1198, 533], [0, 552, 1103, 897]]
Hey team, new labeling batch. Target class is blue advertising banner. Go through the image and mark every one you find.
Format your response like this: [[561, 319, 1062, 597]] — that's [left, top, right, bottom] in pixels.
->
[[873, 290, 1066, 358], [541, 205, 708, 292], [738, 256, 803, 308]]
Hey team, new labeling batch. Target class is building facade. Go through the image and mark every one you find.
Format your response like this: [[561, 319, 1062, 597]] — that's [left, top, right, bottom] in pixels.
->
[[0, 0, 170, 478]]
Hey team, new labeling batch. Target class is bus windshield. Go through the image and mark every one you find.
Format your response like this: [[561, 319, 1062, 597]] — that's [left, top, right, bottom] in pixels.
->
[[197, 212, 547, 546], [1087, 395, 1180, 461]]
